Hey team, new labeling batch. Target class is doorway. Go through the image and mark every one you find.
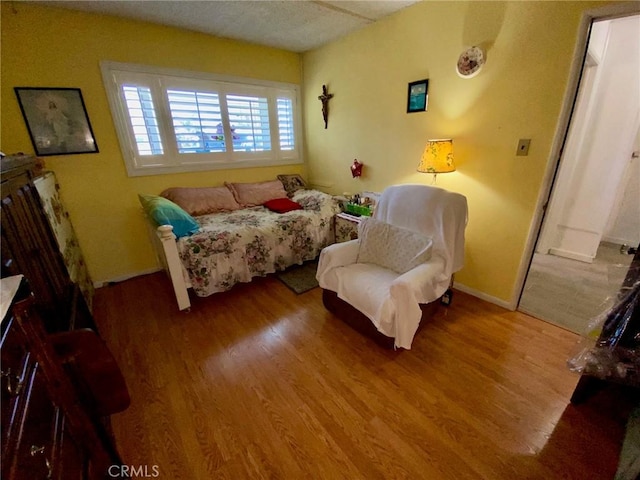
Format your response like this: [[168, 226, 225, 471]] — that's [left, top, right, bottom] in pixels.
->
[[518, 13, 640, 334]]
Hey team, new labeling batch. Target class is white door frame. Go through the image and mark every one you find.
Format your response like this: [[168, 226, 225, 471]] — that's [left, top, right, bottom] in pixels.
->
[[511, 1, 640, 310]]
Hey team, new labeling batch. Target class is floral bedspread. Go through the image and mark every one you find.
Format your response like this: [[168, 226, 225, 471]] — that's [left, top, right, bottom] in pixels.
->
[[177, 189, 340, 296]]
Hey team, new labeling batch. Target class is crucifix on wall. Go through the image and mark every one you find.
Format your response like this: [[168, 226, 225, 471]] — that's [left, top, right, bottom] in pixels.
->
[[318, 85, 333, 129]]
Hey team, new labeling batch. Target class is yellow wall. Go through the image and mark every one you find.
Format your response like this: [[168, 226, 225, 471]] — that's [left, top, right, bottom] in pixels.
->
[[303, 1, 605, 304], [1, 3, 302, 283]]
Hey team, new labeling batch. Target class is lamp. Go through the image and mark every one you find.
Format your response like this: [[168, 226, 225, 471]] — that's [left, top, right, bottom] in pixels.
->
[[417, 138, 456, 183]]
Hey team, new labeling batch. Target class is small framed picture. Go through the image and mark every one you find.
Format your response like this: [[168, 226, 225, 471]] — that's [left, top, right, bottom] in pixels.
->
[[407, 79, 429, 113], [14, 87, 99, 156]]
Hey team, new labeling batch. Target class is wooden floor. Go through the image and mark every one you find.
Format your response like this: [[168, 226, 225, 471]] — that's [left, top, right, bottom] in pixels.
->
[[94, 272, 638, 479]]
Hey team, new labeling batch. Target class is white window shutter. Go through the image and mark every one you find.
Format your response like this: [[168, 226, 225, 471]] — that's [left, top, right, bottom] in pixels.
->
[[122, 85, 164, 156], [101, 61, 302, 176], [167, 89, 226, 154], [226, 94, 271, 152], [277, 97, 295, 151]]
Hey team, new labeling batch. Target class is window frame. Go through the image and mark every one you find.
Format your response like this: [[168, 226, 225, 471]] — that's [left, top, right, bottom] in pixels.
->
[[101, 61, 303, 177]]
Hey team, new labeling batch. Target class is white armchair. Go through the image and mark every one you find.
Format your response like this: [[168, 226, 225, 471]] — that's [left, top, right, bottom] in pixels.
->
[[316, 184, 468, 349]]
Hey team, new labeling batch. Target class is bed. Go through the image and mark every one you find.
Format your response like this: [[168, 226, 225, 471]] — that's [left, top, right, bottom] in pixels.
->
[[144, 184, 340, 311]]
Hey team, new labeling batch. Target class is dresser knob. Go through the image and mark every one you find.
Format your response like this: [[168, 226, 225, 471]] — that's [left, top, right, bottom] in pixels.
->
[[30, 445, 52, 479], [1, 368, 23, 396], [30, 445, 45, 456]]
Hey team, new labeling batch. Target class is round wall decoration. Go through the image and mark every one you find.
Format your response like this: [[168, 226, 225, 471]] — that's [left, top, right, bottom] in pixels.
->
[[456, 46, 485, 78]]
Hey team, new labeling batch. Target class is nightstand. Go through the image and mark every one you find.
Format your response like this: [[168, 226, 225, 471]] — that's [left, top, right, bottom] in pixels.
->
[[335, 212, 362, 243]]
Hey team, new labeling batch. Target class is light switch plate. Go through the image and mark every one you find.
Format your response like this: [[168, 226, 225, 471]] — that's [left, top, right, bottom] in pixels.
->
[[516, 139, 531, 156]]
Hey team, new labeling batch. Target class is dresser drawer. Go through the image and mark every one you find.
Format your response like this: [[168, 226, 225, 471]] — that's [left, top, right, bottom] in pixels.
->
[[2, 280, 126, 480], [9, 364, 58, 480], [51, 413, 85, 480], [1, 316, 31, 393], [1, 316, 32, 457]]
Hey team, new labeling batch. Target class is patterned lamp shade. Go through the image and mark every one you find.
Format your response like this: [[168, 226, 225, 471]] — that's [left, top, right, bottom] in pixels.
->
[[417, 139, 456, 174]]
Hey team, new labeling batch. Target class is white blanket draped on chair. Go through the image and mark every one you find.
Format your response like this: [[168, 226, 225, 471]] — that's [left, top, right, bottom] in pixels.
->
[[317, 184, 468, 349]]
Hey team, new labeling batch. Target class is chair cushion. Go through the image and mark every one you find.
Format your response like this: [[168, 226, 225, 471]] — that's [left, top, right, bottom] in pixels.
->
[[357, 218, 432, 274], [334, 262, 398, 326]]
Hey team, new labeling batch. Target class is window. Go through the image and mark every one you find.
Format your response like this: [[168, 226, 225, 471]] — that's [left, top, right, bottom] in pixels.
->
[[277, 97, 295, 151], [167, 89, 225, 154], [226, 94, 271, 152], [101, 61, 302, 176], [122, 85, 164, 156]]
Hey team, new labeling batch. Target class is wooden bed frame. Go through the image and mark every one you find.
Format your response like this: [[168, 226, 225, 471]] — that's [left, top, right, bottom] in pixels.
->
[[147, 222, 192, 312], [322, 289, 440, 349]]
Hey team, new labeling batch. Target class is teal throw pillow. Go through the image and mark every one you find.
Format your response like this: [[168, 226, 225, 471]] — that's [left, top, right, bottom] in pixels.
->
[[138, 194, 200, 238]]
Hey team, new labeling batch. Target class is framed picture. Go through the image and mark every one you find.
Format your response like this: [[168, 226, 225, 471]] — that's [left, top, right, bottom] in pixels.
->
[[406, 79, 429, 113], [14, 87, 99, 156]]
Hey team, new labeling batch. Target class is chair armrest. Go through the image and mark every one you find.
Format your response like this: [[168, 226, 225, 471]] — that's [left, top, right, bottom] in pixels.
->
[[391, 257, 448, 304], [316, 240, 360, 290], [319, 240, 359, 268]]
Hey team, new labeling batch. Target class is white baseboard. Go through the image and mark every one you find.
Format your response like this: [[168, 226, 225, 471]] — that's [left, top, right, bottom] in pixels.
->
[[453, 282, 515, 311], [94, 267, 162, 288], [548, 247, 594, 264], [602, 235, 638, 247]]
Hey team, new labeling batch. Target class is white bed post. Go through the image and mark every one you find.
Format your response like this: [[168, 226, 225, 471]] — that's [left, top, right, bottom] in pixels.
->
[[157, 225, 191, 311]]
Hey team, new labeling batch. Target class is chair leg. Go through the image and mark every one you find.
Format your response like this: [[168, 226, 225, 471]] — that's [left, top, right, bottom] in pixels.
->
[[440, 275, 455, 306], [440, 288, 453, 306]]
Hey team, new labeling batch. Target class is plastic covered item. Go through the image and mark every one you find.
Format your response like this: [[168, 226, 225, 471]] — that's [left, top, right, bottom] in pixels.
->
[[568, 259, 640, 386]]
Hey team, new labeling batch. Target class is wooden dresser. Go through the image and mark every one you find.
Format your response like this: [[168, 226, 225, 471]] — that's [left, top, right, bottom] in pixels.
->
[[1, 155, 129, 478], [0, 154, 94, 333], [1, 276, 129, 479]]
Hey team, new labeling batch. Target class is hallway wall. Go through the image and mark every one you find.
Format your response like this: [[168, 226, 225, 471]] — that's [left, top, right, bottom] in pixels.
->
[[604, 126, 640, 247], [538, 15, 640, 262]]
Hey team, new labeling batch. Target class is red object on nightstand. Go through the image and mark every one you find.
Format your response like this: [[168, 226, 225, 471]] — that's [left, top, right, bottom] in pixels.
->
[[350, 159, 363, 178]]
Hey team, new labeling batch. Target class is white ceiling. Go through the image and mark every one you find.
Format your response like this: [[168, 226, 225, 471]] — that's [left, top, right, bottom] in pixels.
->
[[38, 0, 420, 53]]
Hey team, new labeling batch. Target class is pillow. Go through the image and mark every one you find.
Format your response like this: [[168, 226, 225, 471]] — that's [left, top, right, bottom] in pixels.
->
[[225, 180, 288, 207], [357, 218, 432, 274], [160, 186, 241, 216], [138, 194, 199, 238], [277, 174, 307, 197], [264, 197, 303, 214]]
